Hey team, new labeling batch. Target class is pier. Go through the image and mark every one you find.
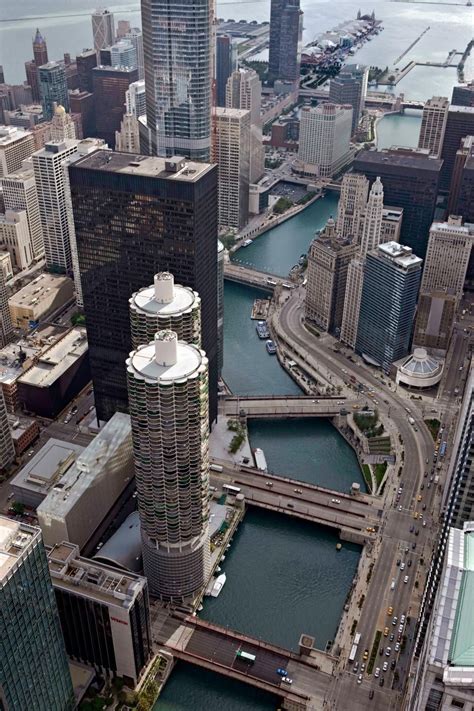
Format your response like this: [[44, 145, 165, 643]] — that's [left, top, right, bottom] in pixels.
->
[[393, 26, 430, 65]]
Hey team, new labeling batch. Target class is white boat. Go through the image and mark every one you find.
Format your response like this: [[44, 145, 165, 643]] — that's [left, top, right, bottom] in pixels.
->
[[253, 447, 268, 472], [210, 573, 226, 597], [242, 239, 253, 247]]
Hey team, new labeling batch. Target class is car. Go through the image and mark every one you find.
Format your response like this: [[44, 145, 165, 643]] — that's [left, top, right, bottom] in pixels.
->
[[400, 562, 405, 571], [374, 667, 380, 678], [281, 677, 293, 685], [423, 521, 427, 527], [363, 649, 369, 661], [395, 642, 400, 652], [382, 661, 388, 672], [379, 647, 384, 655], [87, 388, 93, 396], [410, 526, 414, 533], [387, 606, 393, 615], [276, 668, 287, 676], [385, 647, 391, 657], [294, 488, 303, 494], [408, 560, 412, 567], [397, 633, 402, 643], [379, 677, 384, 687], [71, 405, 78, 414], [389, 633, 394, 642], [398, 505, 402, 512], [369, 689, 374, 699], [361, 663, 365, 672], [427, 482, 431, 489], [383, 627, 389, 637], [405, 547, 409, 553], [357, 673, 363, 684], [396, 559, 400, 567], [353, 662, 359, 672], [403, 575, 409, 583], [392, 616, 398, 626], [399, 624, 404, 634], [426, 457, 429, 464], [287, 502, 294, 508], [422, 504, 427, 511], [414, 512, 419, 519], [400, 615, 405, 624], [420, 484, 424, 490], [331, 498, 341, 504], [390, 660, 396, 670]]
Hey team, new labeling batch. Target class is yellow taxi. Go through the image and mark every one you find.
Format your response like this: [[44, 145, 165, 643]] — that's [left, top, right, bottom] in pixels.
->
[[387, 606, 393, 616], [417, 495, 422, 502], [384, 627, 389, 637], [414, 512, 419, 519]]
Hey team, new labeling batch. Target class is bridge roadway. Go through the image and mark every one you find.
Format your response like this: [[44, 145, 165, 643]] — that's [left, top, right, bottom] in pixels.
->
[[223, 262, 287, 290], [154, 613, 331, 709], [223, 394, 355, 418], [216, 462, 382, 537]]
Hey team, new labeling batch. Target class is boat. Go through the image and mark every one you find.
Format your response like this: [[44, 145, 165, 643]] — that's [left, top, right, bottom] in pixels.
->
[[336, 543, 342, 551], [210, 573, 226, 597], [198, 604, 203, 611], [266, 339, 277, 355], [253, 447, 268, 472], [242, 239, 253, 247], [256, 321, 270, 339]]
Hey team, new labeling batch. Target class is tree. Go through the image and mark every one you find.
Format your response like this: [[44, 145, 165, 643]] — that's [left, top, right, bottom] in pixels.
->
[[11, 501, 25, 516]]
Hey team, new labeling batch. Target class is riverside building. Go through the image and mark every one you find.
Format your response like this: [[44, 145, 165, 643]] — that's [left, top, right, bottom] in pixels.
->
[[297, 104, 353, 178], [417, 96, 449, 158], [127, 330, 210, 601]]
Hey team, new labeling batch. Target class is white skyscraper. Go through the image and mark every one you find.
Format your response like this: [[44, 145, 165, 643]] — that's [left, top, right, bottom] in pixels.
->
[[0, 263, 14, 347], [418, 96, 449, 159], [124, 28, 144, 80], [297, 103, 353, 178], [127, 329, 210, 601], [110, 40, 137, 70], [141, 0, 213, 159], [212, 107, 251, 229], [32, 140, 79, 272], [336, 172, 369, 239], [50, 104, 77, 142], [225, 69, 264, 184], [360, 177, 384, 256], [115, 114, 140, 153], [91, 9, 115, 51], [1, 161, 45, 259], [126, 80, 146, 118], [0, 210, 33, 271]]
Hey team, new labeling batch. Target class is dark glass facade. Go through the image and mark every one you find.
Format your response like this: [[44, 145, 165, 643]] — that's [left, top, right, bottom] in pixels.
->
[[268, 0, 302, 83], [76, 50, 97, 93], [439, 106, 474, 192], [329, 64, 368, 136], [39, 62, 69, 120], [69, 152, 218, 424], [451, 83, 474, 108], [353, 150, 442, 259], [216, 35, 234, 107], [92, 66, 138, 148]]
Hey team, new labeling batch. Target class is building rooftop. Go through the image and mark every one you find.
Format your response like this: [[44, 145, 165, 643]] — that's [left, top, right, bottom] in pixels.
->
[[354, 149, 443, 172], [377, 241, 423, 267], [399, 348, 442, 378], [18, 327, 88, 389], [72, 150, 214, 182], [37, 413, 132, 519], [214, 107, 251, 119], [130, 272, 199, 318], [9, 273, 72, 311], [449, 105, 474, 115], [382, 206, 403, 221], [47, 540, 145, 607], [0, 517, 38, 583], [449, 525, 474, 670], [0, 126, 33, 147], [11, 438, 84, 499], [1, 163, 35, 182], [32, 139, 78, 158], [94, 510, 142, 572], [128, 338, 205, 383]]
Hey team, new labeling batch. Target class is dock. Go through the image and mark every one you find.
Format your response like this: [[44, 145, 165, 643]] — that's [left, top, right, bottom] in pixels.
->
[[251, 299, 270, 320]]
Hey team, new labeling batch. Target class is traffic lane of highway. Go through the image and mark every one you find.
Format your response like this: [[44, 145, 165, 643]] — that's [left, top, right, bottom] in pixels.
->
[[335, 670, 396, 711], [185, 628, 293, 690]]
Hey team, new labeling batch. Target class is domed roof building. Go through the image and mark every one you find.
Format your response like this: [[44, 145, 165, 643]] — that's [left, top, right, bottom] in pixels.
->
[[396, 348, 444, 389]]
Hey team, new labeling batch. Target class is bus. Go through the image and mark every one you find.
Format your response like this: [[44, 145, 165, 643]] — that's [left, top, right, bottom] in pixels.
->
[[236, 650, 256, 663], [354, 633, 361, 646], [349, 644, 358, 662], [223, 484, 241, 495], [440, 442, 447, 458]]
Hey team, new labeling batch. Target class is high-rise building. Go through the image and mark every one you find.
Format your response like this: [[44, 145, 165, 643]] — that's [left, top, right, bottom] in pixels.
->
[[217, 240, 224, 377], [32, 139, 80, 272], [448, 135, 474, 218], [50, 104, 77, 141], [0, 516, 75, 710], [25, 60, 41, 102], [226, 68, 264, 183], [68, 152, 218, 424], [69, 89, 96, 139], [380, 206, 403, 244], [359, 177, 384, 256], [126, 80, 146, 118], [356, 242, 422, 371], [117, 20, 131, 39], [91, 9, 115, 52], [0, 126, 35, 178], [141, 0, 213, 159], [127, 329, 210, 600], [110, 40, 137, 70], [353, 148, 442, 259], [76, 49, 97, 93], [124, 28, 144, 80], [33, 28, 48, 68], [0, 387, 14, 470], [212, 107, 250, 229], [305, 219, 358, 333], [440, 105, 474, 192], [417, 96, 449, 158], [0, 209, 33, 270], [329, 64, 368, 136], [336, 172, 369, 239], [216, 35, 237, 107], [115, 114, 140, 153], [297, 104, 353, 178], [420, 217, 474, 297], [1, 161, 45, 260], [412, 291, 457, 352], [340, 257, 364, 348], [452, 81, 474, 107], [48, 541, 152, 687], [0, 263, 13, 348], [130, 271, 201, 350], [268, 0, 302, 83], [92, 65, 138, 147], [39, 62, 69, 120]]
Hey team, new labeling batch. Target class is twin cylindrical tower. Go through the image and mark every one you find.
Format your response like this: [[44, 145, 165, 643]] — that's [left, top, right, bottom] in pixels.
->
[[127, 272, 210, 601]]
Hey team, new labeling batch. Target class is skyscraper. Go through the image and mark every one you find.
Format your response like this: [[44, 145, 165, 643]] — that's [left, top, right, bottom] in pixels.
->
[[50, 104, 77, 141], [0, 210, 33, 271], [0, 388, 14, 470], [226, 68, 264, 184], [92, 65, 138, 148], [329, 64, 368, 136], [127, 329, 210, 600], [24, 29, 49, 102], [336, 172, 369, 239], [130, 271, 201, 349], [32, 140, 80, 272], [69, 152, 218, 424], [0, 516, 75, 710], [141, 0, 213, 159], [360, 177, 384, 255], [110, 40, 138, 70], [216, 35, 237, 107], [39, 62, 69, 120], [0, 263, 13, 348], [451, 81, 474, 107], [115, 114, 140, 153], [1, 162, 45, 260], [297, 104, 353, 178], [91, 9, 115, 52], [268, 0, 302, 83], [440, 105, 474, 191], [212, 107, 251, 229], [126, 79, 146, 118], [217, 241, 224, 378], [418, 96, 449, 158], [124, 28, 144, 80], [340, 257, 364, 348], [353, 148, 442, 259], [76, 49, 97, 93], [0, 126, 35, 179], [32, 28, 48, 68], [356, 242, 422, 371]]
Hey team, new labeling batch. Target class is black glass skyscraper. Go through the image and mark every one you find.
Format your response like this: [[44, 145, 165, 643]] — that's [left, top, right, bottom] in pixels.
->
[[268, 0, 302, 83], [69, 152, 218, 424]]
